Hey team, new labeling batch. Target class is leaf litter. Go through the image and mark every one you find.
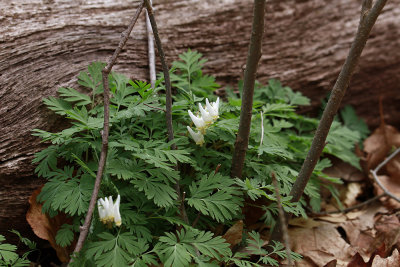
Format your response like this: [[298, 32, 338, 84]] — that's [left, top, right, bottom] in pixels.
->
[[283, 117, 400, 267]]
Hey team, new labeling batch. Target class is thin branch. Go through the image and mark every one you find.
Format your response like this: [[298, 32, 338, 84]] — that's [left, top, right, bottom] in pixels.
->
[[144, 0, 189, 224], [269, 0, 387, 244], [145, 0, 156, 88], [69, 2, 144, 263], [271, 173, 292, 266], [371, 147, 400, 203], [231, 0, 265, 179], [309, 193, 385, 215]]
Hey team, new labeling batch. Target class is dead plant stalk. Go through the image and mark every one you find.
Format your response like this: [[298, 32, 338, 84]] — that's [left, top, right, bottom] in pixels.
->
[[69, 2, 145, 263]]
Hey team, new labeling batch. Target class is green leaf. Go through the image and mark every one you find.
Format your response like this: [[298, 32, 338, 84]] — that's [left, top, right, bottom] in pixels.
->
[[187, 173, 242, 222], [38, 170, 94, 216], [157, 228, 231, 267], [58, 87, 92, 106], [32, 145, 59, 177], [0, 241, 18, 264], [56, 224, 74, 247], [43, 97, 72, 116], [131, 177, 177, 208], [340, 105, 369, 139], [86, 232, 146, 267], [78, 62, 106, 95]]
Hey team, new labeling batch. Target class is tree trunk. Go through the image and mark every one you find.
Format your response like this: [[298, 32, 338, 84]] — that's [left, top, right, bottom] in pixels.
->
[[1, 0, 399, 245]]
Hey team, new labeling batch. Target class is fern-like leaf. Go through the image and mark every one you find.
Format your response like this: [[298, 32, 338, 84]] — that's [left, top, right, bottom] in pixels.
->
[[186, 173, 242, 222]]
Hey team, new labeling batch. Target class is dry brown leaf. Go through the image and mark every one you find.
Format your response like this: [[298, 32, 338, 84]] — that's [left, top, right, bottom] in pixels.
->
[[345, 210, 365, 220], [324, 259, 338, 267], [373, 214, 400, 255], [290, 221, 355, 266], [371, 249, 400, 267], [363, 124, 400, 170], [340, 204, 388, 261], [26, 186, 74, 263], [373, 175, 400, 209], [385, 153, 400, 180], [323, 159, 366, 182], [317, 213, 347, 224], [222, 220, 243, 249], [347, 252, 368, 267], [343, 183, 362, 208]]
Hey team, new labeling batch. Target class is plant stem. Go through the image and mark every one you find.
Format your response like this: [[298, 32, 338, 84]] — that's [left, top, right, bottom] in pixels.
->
[[144, 0, 188, 223], [271, 173, 292, 266], [231, 0, 265, 179], [69, 2, 144, 263], [269, 0, 388, 244]]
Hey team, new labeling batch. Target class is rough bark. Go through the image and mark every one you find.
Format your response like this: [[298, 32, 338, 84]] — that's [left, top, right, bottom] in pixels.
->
[[1, 0, 399, 244]]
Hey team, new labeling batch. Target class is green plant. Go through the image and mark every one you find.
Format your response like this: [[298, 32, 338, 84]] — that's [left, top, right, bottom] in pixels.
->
[[32, 50, 364, 266], [0, 231, 36, 267]]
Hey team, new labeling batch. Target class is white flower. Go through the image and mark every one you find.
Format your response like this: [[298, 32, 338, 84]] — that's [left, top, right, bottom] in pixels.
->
[[188, 110, 206, 133], [198, 103, 213, 125], [187, 126, 204, 146], [97, 195, 122, 227], [205, 97, 219, 121]]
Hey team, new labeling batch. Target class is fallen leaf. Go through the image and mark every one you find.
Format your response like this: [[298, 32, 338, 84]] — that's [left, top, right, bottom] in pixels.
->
[[290, 221, 355, 266], [363, 124, 400, 170], [373, 175, 400, 209], [324, 259, 337, 267], [385, 153, 400, 180], [346, 210, 365, 220], [324, 158, 366, 182], [222, 220, 243, 249], [26, 186, 74, 263], [340, 204, 387, 261], [371, 248, 400, 267], [373, 214, 400, 255], [343, 183, 362, 208], [347, 252, 368, 267], [317, 213, 347, 224]]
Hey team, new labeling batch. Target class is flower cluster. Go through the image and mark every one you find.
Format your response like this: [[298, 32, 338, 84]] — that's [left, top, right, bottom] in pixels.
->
[[97, 195, 122, 227], [187, 98, 220, 146]]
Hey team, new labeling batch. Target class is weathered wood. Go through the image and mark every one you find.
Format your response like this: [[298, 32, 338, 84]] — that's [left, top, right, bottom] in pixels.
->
[[1, 0, 399, 245]]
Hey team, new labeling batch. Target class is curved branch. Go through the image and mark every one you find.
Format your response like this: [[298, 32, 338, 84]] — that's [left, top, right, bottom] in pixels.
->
[[69, 2, 144, 262]]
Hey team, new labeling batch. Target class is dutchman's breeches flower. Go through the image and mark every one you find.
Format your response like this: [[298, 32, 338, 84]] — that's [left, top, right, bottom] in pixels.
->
[[199, 103, 213, 125], [206, 97, 219, 121], [188, 110, 206, 133], [187, 126, 205, 146], [97, 195, 122, 227], [187, 97, 220, 145]]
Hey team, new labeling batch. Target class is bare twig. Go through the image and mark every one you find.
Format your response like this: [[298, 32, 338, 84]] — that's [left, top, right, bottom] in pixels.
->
[[231, 0, 265, 179], [69, 2, 144, 263], [144, 0, 189, 224], [145, 0, 156, 88], [271, 173, 292, 266], [309, 193, 385, 215], [269, 0, 388, 244], [371, 147, 400, 203]]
